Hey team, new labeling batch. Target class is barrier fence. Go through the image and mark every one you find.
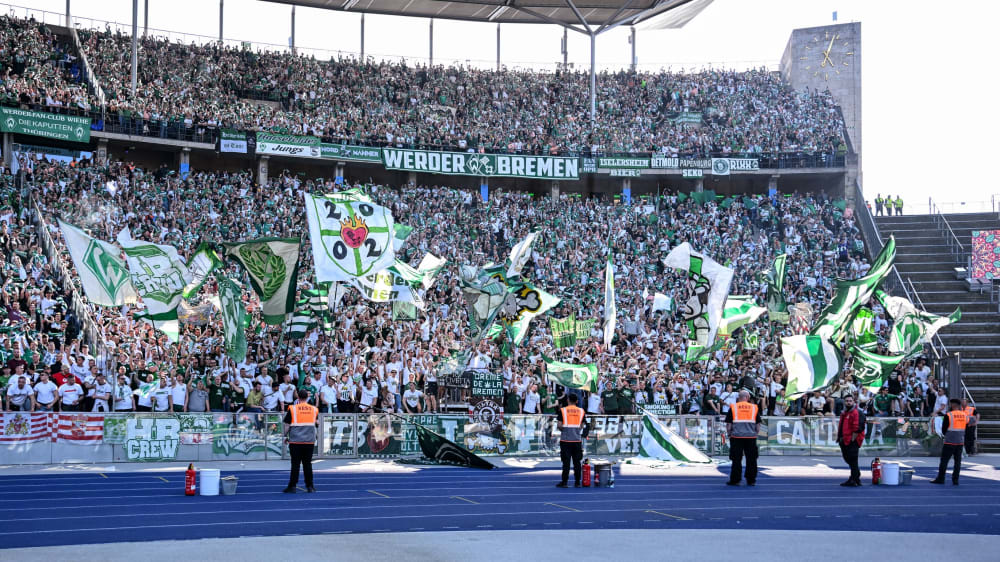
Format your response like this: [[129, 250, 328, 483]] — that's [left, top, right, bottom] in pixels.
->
[[0, 412, 944, 465]]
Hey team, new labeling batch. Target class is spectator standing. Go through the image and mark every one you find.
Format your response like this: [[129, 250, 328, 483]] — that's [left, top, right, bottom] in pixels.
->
[[931, 399, 968, 485], [837, 394, 864, 486], [725, 390, 761, 487], [283, 389, 318, 493]]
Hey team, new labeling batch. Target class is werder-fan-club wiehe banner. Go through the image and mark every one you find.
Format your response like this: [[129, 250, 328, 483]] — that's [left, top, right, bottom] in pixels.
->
[[381, 148, 579, 180]]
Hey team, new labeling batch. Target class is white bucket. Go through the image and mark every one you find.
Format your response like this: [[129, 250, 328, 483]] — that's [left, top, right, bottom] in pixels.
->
[[882, 462, 900, 486], [200, 468, 221, 496]]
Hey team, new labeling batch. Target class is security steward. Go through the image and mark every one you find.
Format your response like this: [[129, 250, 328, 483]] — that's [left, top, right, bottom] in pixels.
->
[[962, 398, 980, 456], [931, 398, 967, 485], [725, 390, 761, 486], [283, 389, 319, 493], [555, 394, 589, 488]]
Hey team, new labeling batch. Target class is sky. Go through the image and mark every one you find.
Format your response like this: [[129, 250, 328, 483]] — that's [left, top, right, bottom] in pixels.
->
[[22, 0, 1000, 213]]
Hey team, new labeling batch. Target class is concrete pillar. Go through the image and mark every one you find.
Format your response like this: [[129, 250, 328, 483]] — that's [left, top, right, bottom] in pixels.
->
[[562, 28, 568, 67], [144, 0, 148, 37], [768, 174, 778, 196], [407, 171, 417, 186], [550, 181, 560, 202], [97, 138, 109, 166], [290, 6, 296, 55], [177, 147, 191, 168], [630, 26, 636, 72], [219, 0, 223, 43], [258, 155, 269, 187], [622, 178, 631, 204], [589, 33, 596, 123], [360, 13, 365, 59], [429, 19, 434, 67], [496, 24, 501, 71], [66, 0, 71, 27], [335, 163, 345, 185], [130, 0, 138, 98], [479, 176, 488, 203], [695, 177, 704, 192]]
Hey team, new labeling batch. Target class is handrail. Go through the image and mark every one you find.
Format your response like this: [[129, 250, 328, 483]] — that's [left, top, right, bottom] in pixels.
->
[[928, 196, 970, 270], [68, 26, 105, 109]]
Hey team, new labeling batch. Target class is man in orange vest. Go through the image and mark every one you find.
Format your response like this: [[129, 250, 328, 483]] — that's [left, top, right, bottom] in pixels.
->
[[961, 398, 979, 456], [725, 390, 761, 486], [283, 389, 319, 493], [931, 398, 968, 485], [555, 394, 589, 488]]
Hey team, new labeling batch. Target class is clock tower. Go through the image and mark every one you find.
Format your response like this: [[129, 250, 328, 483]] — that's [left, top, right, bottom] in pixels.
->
[[781, 22, 861, 184]]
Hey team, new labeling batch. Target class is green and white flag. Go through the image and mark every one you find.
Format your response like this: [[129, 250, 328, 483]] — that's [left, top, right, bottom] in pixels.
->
[[349, 267, 426, 310], [392, 301, 417, 321], [223, 238, 301, 325], [850, 308, 877, 350], [782, 335, 845, 399], [304, 192, 395, 282], [415, 253, 448, 289], [287, 307, 315, 339], [506, 231, 540, 279], [811, 236, 896, 342], [392, 223, 414, 252], [663, 242, 734, 348], [850, 345, 906, 391], [499, 283, 561, 345], [603, 251, 616, 347], [575, 318, 596, 341], [881, 294, 961, 356], [543, 355, 599, 392], [719, 296, 767, 337], [460, 269, 510, 338], [758, 254, 789, 324], [117, 228, 190, 342], [57, 219, 136, 306], [549, 314, 577, 348], [685, 339, 725, 362], [743, 329, 760, 352], [638, 413, 713, 464], [217, 275, 247, 363], [182, 242, 223, 299]]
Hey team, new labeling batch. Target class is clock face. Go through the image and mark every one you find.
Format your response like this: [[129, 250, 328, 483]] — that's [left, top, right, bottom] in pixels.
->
[[799, 29, 855, 81]]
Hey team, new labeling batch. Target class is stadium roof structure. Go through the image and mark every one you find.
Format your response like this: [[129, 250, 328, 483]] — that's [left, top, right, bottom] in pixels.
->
[[260, 0, 713, 34]]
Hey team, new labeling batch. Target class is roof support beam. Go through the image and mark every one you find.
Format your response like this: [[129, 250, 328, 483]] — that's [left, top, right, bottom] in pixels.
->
[[510, 5, 589, 34], [595, 0, 637, 34], [565, 0, 592, 33]]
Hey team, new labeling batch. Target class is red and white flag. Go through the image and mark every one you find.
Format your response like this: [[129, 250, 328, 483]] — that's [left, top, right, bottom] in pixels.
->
[[51, 414, 104, 444], [0, 412, 51, 443]]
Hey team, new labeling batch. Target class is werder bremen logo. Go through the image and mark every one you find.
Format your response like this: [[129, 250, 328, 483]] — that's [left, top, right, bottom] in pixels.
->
[[5, 118, 14, 130], [466, 155, 494, 176], [83, 240, 129, 299], [74, 126, 85, 140], [712, 159, 730, 175], [238, 244, 286, 300]]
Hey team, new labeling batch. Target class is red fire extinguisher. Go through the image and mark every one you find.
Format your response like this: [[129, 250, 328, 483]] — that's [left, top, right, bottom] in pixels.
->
[[582, 459, 592, 487], [871, 457, 882, 485], [185, 463, 197, 496]]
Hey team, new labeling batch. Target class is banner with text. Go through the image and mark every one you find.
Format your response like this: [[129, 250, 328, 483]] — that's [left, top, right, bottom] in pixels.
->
[[255, 132, 321, 158], [381, 148, 579, 180], [321, 143, 383, 163], [0, 107, 90, 142]]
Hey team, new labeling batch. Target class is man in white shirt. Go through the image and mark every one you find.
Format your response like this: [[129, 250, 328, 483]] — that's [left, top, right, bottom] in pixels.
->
[[150, 378, 173, 412], [33, 372, 58, 411], [6, 376, 35, 411], [113, 374, 134, 411], [359, 379, 379, 412], [319, 376, 338, 414], [170, 374, 188, 412], [58, 378, 85, 411], [385, 368, 401, 412], [522, 384, 541, 414], [402, 382, 423, 413], [90, 373, 113, 412]]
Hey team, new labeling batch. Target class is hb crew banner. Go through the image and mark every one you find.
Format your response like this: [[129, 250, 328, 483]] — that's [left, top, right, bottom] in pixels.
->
[[255, 132, 321, 158], [381, 148, 579, 180], [321, 143, 383, 163], [0, 107, 90, 142]]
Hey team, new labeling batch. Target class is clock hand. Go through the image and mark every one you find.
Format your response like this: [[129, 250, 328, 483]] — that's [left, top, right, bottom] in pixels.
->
[[825, 36, 836, 56]]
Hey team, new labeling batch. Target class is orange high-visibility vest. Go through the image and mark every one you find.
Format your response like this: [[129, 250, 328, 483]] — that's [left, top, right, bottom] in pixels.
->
[[731, 402, 759, 439], [947, 410, 968, 431], [287, 402, 319, 444], [559, 406, 585, 442]]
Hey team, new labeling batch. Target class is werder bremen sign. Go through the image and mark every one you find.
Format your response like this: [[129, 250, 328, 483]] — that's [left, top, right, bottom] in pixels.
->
[[381, 148, 579, 180]]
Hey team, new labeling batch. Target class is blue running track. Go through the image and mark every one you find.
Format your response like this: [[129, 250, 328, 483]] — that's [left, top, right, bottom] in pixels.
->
[[0, 466, 997, 548]]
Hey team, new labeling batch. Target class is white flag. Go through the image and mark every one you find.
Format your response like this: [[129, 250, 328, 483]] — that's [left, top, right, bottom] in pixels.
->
[[57, 219, 136, 307], [117, 228, 191, 342], [506, 231, 539, 279], [304, 192, 395, 282], [663, 243, 734, 348], [603, 254, 616, 347]]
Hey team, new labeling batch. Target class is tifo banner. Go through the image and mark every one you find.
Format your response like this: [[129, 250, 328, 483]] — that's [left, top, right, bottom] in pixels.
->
[[255, 132, 320, 158], [650, 156, 712, 169], [0, 412, 50, 443], [468, 371, 505, 434], [321, 143, 382, 163], [51, 414, 104, 444], [0, 106, 90, 142], [971, 230, 1000, 280], [212, 413, 282, 456], [711, 158, 760, 175], [219, 129, 250, 153], [124, 416, 181, 461], [381, 148, 579, 180], [597, 157, 651, 169]]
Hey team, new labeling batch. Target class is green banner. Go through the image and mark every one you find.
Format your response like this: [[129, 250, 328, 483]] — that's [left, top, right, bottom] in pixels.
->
[[321, 143, 382, 163], [597, 157, 650, 169], [381, 148, 579, 180], [0, 107, 90, 142], [255, 132, 320, 158]]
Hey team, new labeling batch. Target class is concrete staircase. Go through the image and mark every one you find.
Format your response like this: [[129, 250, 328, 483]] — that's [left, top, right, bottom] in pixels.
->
[[876, 212, 1000, 451]]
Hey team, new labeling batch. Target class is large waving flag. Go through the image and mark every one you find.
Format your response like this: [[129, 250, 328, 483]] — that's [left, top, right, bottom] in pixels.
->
[[603, 251, 617, 347], [718, 296, 767, 337], [304, 192, 395, 283], [217, 275, 247, 363], [811, 236, 895, 342], [223, 238, 301, 325], [850, 345, 906, 391], [117, 228, 190, 342], [506, 231, 539, 279], [782, 335, 845, 399], [880, 294, 961, 357], [182, 242, 223, 299], [499, 283, 561, 346], [543, 355, 599, 393], [58, 219, 136, 306], [758, 254, 789, 323], [638, 413, 713, 464], [663, 243, 734, 348]]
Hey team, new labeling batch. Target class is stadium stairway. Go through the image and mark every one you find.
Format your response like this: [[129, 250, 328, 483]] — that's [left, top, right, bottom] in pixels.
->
[[876, 212, 1000, 452]]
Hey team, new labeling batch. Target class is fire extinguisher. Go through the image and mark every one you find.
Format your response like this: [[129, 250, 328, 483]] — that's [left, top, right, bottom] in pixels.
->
[[185, 463, 197, 496], [582, 459, 592, 487], [871, 457, 882, 485]]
